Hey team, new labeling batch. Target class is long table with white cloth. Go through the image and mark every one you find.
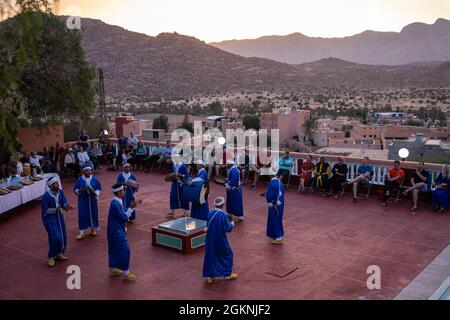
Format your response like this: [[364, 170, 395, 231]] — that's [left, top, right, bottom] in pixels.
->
[[0, 173, 61, 215]]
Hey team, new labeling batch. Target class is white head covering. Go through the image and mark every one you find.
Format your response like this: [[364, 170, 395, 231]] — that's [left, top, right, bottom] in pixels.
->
[[194, 159, 205, 166], [214, 197, 225, 207], [226, 159, 235, 165], [112, 185, 124, 193], [82, 166, 92, 171], [47, 177, 58, 187], [123, 163, 131, 169]]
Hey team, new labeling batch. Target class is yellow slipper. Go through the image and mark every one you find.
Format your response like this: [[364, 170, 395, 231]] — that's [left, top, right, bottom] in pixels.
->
[[57, 255, 69, 261], [206, 277, 214, 284], [76, 233, 88, 240], [108, 269, 124, 277], [90, 230, 97, 236], [225, 273, 238, 280], [122, 272, 137, 281], [48, 258, 55, 267], [271, 239, 284, 244]]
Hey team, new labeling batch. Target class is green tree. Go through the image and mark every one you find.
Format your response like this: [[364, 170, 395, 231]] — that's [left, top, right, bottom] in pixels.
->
[[153, 114, 169, 132], [178, 114, 193, 133], [0, 2, 97, 155], [243, 115, 260, 130]]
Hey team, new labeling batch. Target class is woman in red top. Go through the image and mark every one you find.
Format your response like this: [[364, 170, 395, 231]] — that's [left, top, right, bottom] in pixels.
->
[[297, 155, 315, 193]]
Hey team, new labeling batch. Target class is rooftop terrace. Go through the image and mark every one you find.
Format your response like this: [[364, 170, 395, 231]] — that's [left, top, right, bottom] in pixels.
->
[[1, 169, 450, 300]]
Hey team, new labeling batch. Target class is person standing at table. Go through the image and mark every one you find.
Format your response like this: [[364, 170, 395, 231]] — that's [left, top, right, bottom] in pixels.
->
[[187, 160, 209, 221], [203, 197, 239, 284], [41, 177, 73, 267], [225, 159, 244, 221], [266, 169, 285, 244], [116, 163, 138, 222], [107, 184, 137, 281], [74, 167, 102, 239]]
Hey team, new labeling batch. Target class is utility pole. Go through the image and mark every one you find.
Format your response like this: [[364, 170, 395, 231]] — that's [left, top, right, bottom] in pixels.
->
[[98, 67, 106, 121]]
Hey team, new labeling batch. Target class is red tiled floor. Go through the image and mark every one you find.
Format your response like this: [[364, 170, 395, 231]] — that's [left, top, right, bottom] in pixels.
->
[[1, 170, 450, 300]]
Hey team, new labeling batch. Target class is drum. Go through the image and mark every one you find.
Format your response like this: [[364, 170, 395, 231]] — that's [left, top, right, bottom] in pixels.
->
[[214, 176, 227, 185], [182, 179, 209, 205]]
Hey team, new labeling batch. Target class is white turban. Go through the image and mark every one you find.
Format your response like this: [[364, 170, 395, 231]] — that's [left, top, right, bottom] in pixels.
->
[[123, 163, 131, 168], [214, 197, 225, 207], [112, 185, 124, 193], [82, 166, 92, 171], [47, 177, 58, 187], [226, 159, 235, 165], [194, 160, 205, 166]]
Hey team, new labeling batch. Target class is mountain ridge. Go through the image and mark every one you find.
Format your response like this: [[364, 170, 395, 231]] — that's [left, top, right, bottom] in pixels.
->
[[210, 18, 450, 65]]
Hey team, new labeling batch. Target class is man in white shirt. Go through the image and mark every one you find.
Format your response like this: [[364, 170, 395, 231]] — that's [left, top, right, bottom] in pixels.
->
[[30, 151, 43, 173], [64, 148, 79, 177], [77, 146, 94, 170]]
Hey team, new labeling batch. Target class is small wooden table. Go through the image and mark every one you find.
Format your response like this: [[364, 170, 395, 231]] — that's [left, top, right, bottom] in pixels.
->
[[151, 217, 207, 254]]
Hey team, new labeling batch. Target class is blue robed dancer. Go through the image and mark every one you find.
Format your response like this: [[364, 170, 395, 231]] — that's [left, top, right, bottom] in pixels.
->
[[73, 166, 102, 239], [225, 159, 244, 221], [203, 197, 239, 284], [116, 163, 138, 222], [432, 164, 450, 214], [41, 177, 73, 267], [266, 169, 285, 244], [107, 183, 137, 281], [187, 160, 209, 221], [167, 156, 190, 218]]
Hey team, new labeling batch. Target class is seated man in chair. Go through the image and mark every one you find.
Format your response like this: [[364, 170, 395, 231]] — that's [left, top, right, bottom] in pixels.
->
[[312, 157, 331, 194], [346, 156, 374, 203], [381, 160, 405, 206], [278, 150, 294, 186]]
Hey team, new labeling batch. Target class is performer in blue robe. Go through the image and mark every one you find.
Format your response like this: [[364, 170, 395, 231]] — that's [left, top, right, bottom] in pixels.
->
[[266, 169, 285, 244], [189, 160, 209, 221], [203, 197, 238, 283], [167, 158, 190, 218], [41, 177, 73, 267], [107, 184, 137, 281], [116, 163, 138, 222], [73, 167, 102, 239], [225, 160, 244, 220]]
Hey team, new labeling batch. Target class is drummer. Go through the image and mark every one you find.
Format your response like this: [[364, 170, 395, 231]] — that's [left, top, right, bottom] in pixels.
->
[[187, 160, 209, 221], [225, 159, 244, 221], [167, 154, 190, 218]]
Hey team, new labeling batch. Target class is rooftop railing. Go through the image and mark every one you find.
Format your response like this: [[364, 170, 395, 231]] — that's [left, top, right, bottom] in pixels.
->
[[66, 138, 447, 186]]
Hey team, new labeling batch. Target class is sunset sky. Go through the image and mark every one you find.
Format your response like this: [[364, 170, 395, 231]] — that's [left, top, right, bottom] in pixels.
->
[[56, 0, 450, 42]]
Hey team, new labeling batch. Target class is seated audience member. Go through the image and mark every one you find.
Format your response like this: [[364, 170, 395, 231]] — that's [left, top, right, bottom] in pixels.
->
[[117, 135, 128, 155], [105, 142, 117, 170], [248, 151, 269, 190], [326, 157, 348, 198], [157, 142, 173, 172], [134, 141, 148, 170], [432, 164, 450, 214], [78, 130, 89, 150], [129, 132, 138, 150], [278, 150, 294, 183], [77, 146, 93, 169], [30, 151, 43, 174], [121, 149, 132, 168], [297, 155, 315, 193], [402, 162, 429, 213], [238, 151, 251, 182], [87, 141, 100, 172], [312, 156, 331, 193], [145, 142, 163, 172], [64, 147, 80, 178], [381, 160, 405, 206], [346, 156, 374, 203]]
